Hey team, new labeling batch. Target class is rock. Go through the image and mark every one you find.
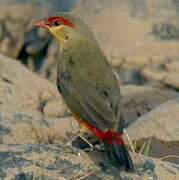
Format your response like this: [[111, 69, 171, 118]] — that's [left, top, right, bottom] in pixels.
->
[[126, 98, 179, 164], [142, 59, 179, 90], [0, 53, 67, 116], [142, 67, 167, 82], [0, 105, 78, 144], [43, 99, 68, 118], [0, 3, 32, 58], [0, 53, 77, 144], [121, 85, 179, 126], [0, 143, 178, 179], [165, 73, 179, 89], [127, 97, 179, 141]]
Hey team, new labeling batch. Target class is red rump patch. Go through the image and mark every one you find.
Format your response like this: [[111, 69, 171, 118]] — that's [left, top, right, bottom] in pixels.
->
[[82, 121, 124, 145], [48, 16, 74, 28]]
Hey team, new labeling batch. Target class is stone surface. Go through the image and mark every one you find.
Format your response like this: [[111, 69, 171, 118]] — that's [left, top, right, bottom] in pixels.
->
[[0, 53, 66, 116], [0, 54, 78, 145], [0, 143, 178, 180], [121, 85, 178, 126], [0, 106, 78, 145], [142, 60, 179, 89], [127, 98, 179, 142], [126, 98, 179, 164]]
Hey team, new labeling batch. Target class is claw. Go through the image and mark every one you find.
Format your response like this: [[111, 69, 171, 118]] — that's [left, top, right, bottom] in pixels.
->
[[64, 130, 94, 148], [65, 131, 80, 147]]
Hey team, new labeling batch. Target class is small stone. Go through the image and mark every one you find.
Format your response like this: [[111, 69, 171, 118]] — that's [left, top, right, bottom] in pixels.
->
[[40, 91, 53, 102], [43, 100, 67, 117]]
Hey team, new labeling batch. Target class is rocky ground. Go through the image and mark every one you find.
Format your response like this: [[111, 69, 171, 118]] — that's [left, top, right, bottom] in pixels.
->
[[0, 0, 179, 179], [0, 54, 179, 179]]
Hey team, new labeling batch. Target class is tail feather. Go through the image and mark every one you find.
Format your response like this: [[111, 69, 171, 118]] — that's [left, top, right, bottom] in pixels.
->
[[104, 142, 134, 171]]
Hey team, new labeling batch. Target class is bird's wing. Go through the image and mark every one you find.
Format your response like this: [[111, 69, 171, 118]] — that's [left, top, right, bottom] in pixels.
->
[[57, 68, 122, 132]]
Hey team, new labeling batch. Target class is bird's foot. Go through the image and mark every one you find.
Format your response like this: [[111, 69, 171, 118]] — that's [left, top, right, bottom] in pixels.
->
[[65, 131, 94, 149], [65, 131, 80, 147], [78, 134, 94, 148]]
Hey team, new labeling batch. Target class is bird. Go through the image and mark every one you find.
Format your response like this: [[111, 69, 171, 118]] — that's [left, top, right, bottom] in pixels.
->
[[35, 12, 134, 171]]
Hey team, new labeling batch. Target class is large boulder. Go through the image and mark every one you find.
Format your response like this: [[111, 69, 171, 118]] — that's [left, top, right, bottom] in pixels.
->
[[0, 53, 66, 115], [142, 60, 179, 89], [126, 98, 179, 164], [121, 85, 178, 126], [0, 54, 76, 144]]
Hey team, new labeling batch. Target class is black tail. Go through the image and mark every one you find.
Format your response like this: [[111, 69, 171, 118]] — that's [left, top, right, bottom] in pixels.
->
[[104, 142, 134, 171]]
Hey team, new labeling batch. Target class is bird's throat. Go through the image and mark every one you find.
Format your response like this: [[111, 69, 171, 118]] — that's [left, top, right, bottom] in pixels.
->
[[49, 27, 69, 51]]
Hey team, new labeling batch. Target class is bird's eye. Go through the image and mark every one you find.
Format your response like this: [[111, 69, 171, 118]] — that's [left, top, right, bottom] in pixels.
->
[[52, 20, 61, 26]]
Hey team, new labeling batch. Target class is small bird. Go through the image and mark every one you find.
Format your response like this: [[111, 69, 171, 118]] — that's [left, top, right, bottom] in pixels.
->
[[35, 12, 134, 171]]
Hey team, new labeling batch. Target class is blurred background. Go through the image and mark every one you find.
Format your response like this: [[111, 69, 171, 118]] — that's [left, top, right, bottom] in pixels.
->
[[1, 0, 179, 89]]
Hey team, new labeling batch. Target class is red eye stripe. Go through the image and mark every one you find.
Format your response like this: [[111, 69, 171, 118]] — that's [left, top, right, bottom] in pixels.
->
[[48, 16, 74, 28]]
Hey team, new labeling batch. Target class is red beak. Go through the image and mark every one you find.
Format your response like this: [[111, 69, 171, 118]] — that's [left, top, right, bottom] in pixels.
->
[[35, 18, 49, 29]]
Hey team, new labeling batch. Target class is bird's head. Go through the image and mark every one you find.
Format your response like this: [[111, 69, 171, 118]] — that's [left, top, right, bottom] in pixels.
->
[[35, 12, 92, 49]]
